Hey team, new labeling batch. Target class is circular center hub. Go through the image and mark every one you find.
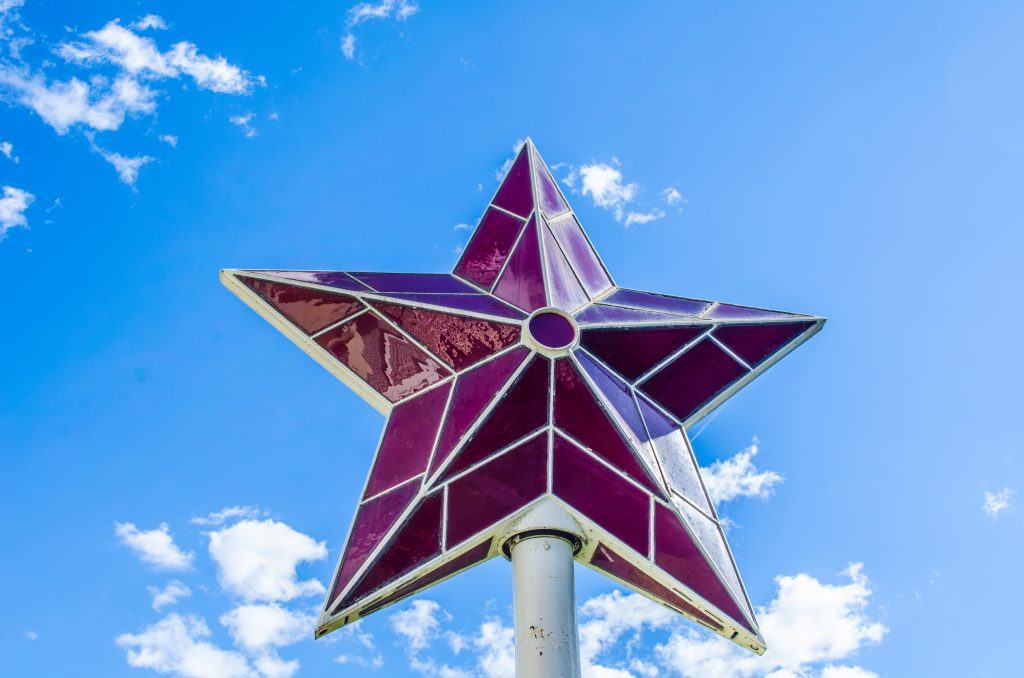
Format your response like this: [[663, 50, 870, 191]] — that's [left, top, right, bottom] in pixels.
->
[[527, 310, 578, 352]]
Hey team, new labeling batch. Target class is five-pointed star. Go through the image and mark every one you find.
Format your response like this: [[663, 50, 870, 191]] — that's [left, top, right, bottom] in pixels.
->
[[221, 139, 823, 654]]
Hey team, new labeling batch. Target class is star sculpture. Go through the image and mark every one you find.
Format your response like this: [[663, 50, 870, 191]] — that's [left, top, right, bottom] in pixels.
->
[[222, 139, 823, 654]]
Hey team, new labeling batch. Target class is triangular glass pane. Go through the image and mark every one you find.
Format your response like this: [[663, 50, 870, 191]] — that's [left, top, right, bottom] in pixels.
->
[[705, 303, 801, 321], [714, 321, 816, 368], [638, 337, 748, 424], [453, 207, 526, 288], [493, 216, 546, 312], [604, 288, 710, 317], [540, 218, 589, 312], [547, 215, 612, 296], [239, 275, 363, 335], [580, 324, 709, 381], [351, 273, 475, 294], [636, 395, 713, 516], [532, 146, 569, 218], [575, 303, 694, 326], [372, 293, 525, 320], [491, 146, 533, 218], [244, 270, 369, 292]]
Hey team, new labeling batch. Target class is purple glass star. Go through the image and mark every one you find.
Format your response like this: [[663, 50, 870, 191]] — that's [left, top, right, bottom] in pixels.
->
[[221, 140, 823, 654]]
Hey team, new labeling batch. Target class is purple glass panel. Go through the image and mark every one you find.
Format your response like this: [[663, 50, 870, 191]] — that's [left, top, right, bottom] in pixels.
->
[[239, 275, 363, 335], [329, 480, 419, 605], [575, 304, 694, 326], [453, 208, 526, 288], [427, 347, 529, 478], [580, 324, 708, 381], [604, 288, 710, 317], [439, 356, 549, 482], [373, 301, 521, 371], [552, 434, 650, 555], [541, 218, 589, 311], [493, 216, 547, 312], [351, 273, 476, 294], [639, 338, 748, 424], [533, 147, 570, 218], [528, 311, 576, 349], [315, 312, 451, 403], [342, 491, 443, 607], [590, 542, 724, 631], [636, 395, 712, 515], [714, 321, 816, 368], [445, 434, 548, 547], [548, 215, 612, 296], [705, 303, 799, 321], [654, 502, 752, 632], [553, 360, 662, 494], [248, 270, 369, 292], [375, 293, 526, 320], [364, 382, 453, 497], [491, 145, 534, 218]]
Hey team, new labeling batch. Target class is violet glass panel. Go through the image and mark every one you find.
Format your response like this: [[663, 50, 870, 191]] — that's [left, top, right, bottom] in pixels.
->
[[493, 216, 547, 312], [705, 303, 799, 321], [552, 434, 650, 555], [553, 360, 661, 494], [533, 148, 569, 217], [590, 542, 724, 631], [636, 395, 712, 515], [373, 301, 521, 371], [315, 312, 451, 403], [580, 324, 709, 382], [575, 304, 694, 326], [439, 357, 549, 482], [653, 502, 752, 631], [540, 218, 589, 311], [350, 273, 476, 294], [364, 382, 453, 497], [528, 312, 576, 349], [249, 270, 369, 292], [376, 293, 526, 320], [548, 215, 612, 296], [445, 434, 548, 547], [427, 347, 529, 478], [342, 491, 443, 606], [239, 275, 363, 335], [604, 288, 710, 317], [453, 207, 526, 288], [329, 480, 419, 605], [491, 146, 534, 218], [714, 321, 815, 368], [639, 338, 748, 424]]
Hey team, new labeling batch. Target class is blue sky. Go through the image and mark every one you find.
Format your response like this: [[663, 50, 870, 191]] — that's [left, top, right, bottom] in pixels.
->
[[1, 1, 1021, 676]]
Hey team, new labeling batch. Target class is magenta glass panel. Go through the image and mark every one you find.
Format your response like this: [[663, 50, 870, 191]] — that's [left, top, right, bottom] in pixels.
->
[[350, 273, 476, 294], [315, 312, 451, 403], [453, 208, 526, 288], [364, 383, 452, 497], [636, 395, 712, 515], [428, 347, 529, 478], [590, 542, 724, 631], [552, 434, 650, 555], [574, 303, 693, 326], [341, 491, 443, 607], [329, 480, 419, 606], [553, 360, 661, 494], [604, 288, 710, 317], [654, 502, 752, 631], [439, 356, 549, 482], [541, 218, 589, 311], [548, 215, 612, 296], [239, 275, 363, 335], [491, 145, 534, 218], [528, 312, 576, 349], [493, 216, 547, 312], [705, 303, 799, 321], [445, 434, 548, 547], [639, 338, 748, 424], [714, 321, 815, 368], [533, 148, 569, 217], [376, 293, 526, 320], [580, 324, 708, 381], [248, 269, 369, 292], [373, 301, 521, 371]]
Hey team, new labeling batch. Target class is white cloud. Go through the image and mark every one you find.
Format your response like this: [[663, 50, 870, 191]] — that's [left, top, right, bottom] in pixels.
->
[[453, 222, 471, 231], [254, 654, 299, 678], [220, 604, 314, 652], [0, 185, 33, 240], [229, 112, 257, 138], [207, 519, 326, 603], [24, 630, 38, 641], [132, 14, 168, 31], [983, 487, 1013, 517], [341, 0, 419, 61], [191, 505, 266, 527], [700, 438, 783, 505], [579, 590, 675, 675], [116, 614, 253, 678], [0, 67, 144, 134], [90, 139, 154, 187], [624, 208, 666, 228], [495, 138, 526, 181], [1, 139, 18, 162], [575, 161, 637, 222], [473, 619, 515, 678], [821, 665, 880, 678], [149, 580, 193, 610], [335, 619, 384, 669], [391, 599, 447, 652], [159, 133, 178, 147], [661, 186, 683, 206], [115, 521, 194, 571]]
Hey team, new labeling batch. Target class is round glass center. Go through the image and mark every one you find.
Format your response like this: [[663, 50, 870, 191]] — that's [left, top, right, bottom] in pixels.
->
[[528, 311, 577, 349]]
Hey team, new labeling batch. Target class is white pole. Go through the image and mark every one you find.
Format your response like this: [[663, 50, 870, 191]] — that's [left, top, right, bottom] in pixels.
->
[[509, 533, 582, 678]]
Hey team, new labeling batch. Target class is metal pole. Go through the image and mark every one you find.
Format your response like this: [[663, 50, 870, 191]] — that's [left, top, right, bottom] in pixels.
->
[[509, 533, 582, 678]]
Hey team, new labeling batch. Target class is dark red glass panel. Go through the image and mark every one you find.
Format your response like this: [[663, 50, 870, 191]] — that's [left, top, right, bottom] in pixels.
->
[[533, 147, 569, 218], [374, 293, 526, 320], [239, 275, 363, 335], [636, 395, 712, 515], [363, 382, 452, 497], [491, 145, 534, 218], [639, 338, 748, 424], [494, 216, 546, 312], [248, 270, 369, 292], [714, 321, 816, 368], [541, 218, 589, 311], [604, 288, 709, 317], [453, 208, 526, 288], [580, 324, 708, 381], [315, 312, 451, 403], [574, 304, 691, 326], [350, 273, 476, 294], [445, 434, 548, 547], [552, 434, 650, 555], [706, 303, 798, 321], [547, 215, 612, 297], [528, 311, 576, 349]]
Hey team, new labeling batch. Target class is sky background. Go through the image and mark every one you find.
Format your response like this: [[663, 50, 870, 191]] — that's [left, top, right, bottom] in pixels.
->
[[1, 1, 1022, 676]]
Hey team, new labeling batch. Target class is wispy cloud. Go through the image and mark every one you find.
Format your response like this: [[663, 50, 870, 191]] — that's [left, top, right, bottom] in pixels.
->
[[558, 157, 670, 227], [88, 135, 154, 187], [117, 614, 253, 678], [158, 133, 178, 148], [0, 184, 33, 240], [1, 139, 18, 162], [131, 14, 168, 31], [229, 112, 257, 138], [341, 0, 419, 61], [114, 521, 194, 571], [983, 487, 1013, 517], [148, 581, 192, 611], [661, 185, 683, 206], [191, 505, 266, 526], [700, 437, 783, 505]]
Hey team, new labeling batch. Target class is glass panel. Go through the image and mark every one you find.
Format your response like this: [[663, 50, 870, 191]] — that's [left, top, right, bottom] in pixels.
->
[[714, 321, 815, 368], [445, 433, 548, 546], [373, 301, 521, 371], [350, 273, 476, 294], [375, 293, 526, 320], [364, 382, 453, 497], [248, 270, 368, 292], [604, 288, 709, 317], [636, 395, 713, 515], [494, 216, 547, 312], [552, 434, 650, 555], [315, 312, 451, 403], [541, 217, 589, 311], [580, 324, 708, 381], [575, 303, 693, 326], [453, 207, 526, 288], [705, 303, 799, 321], [533, 147, 569, 218], [528, 312, 576, 349], [547, 215, 612, 297], [239, 275, 363, 335], [639, 338, 747, 424], [491, 146, 534, 218]]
